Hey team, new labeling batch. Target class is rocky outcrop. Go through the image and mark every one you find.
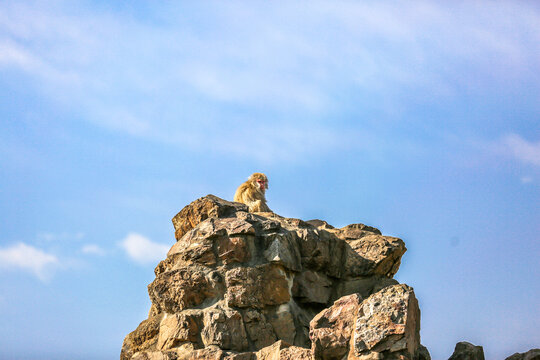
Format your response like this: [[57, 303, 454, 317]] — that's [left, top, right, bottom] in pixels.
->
[[448, 342, 485, 360], [121, 195, 424, 360], [505, 349, 540, 360]]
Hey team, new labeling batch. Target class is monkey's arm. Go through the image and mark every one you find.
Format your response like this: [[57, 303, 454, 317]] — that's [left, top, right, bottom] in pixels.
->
[[249, 199, 271, 213]]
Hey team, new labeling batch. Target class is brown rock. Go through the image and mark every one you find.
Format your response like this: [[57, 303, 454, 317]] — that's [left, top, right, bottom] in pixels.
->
[[218, 217, 257, 236], [166, 217, 256, 268], [448, 342, 485, 360], [351, 284, 420, 359], [333, 276, 398, 302], [243, 309, 277, 349], [345, 235, 406, 278], [278, 347, 312, 360], [225, 265, 290, 309], [305, 219, 335, 230], [132, 349, 185, 360], [264, 304, 297, 345], [310, 293, 363, 360], [201, 307, 249, 351], [217, 235, 251, 265], [123, 195, 417, 359], [185, 345, 254, 360], [292, 270, 332, 304], [188, 345, 225, 360], [172, 195, 248, 241], [333, 223, 382, 239], [121, 314, 163, 360], [148, 267, 222, 313], [158, 311, 201, 350], [255, 340, 312, 360]]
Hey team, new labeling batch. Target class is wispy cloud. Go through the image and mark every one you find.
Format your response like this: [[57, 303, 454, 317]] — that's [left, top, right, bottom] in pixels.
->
[[0, 243, 59, 281], [502, 134, 540, 167], [81, 244, 105, 256], [0, 1, 539, 162], [37, 231, 85, 242], [119, 233, 169, 265]]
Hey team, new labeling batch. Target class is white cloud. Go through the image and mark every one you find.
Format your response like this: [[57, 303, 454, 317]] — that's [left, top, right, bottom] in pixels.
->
[[520, 176, 533, 184], [119, 233, 169, 265], [0, 243, 59, 281], [37, 231, 85, 242], [81, 244, 105, 256], [0, 1, 539, 163], [503, 134, 540, 167]]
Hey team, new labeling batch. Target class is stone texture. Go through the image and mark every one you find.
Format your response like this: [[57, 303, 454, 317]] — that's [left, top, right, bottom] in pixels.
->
[[122, 195, 412, 360], [255, 340, 312, 360], [243, 309, 277, 349], [416, 345, 431, 360], [225, 264, 290, 309], [344, 235, 406, 278], [310, 293, 363, 360], [448, 342, 485, 360], [263, 232, 302, 272], [158, 312, 200, 350], [122, 315, 163, 360], [201, 307, 248, 351], [332, 276, 399, 302], [292, 270, 332, 304], [172, 195, 248, 241], [148, 267, 223, 313], [505, 349, 540, 360], [131, 349, 185, 360], [351, 284, 420, 359], [188, 345, 253, 360], [332, 223, 382, 239], [264, 304, 297, 345]]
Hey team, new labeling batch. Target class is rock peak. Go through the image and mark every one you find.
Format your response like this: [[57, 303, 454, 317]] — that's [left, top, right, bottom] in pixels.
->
[[121, 195, 427, 360]]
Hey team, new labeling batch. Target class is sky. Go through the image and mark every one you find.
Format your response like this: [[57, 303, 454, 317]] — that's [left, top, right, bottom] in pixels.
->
[[0, 1, 539, 359]]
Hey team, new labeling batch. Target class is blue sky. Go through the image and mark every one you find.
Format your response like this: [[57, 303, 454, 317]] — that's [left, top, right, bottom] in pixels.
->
[[1, 1, 539, 359]]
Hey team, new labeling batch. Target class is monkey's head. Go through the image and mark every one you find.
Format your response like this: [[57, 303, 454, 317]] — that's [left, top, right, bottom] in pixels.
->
[[249, 172, 269, 192]]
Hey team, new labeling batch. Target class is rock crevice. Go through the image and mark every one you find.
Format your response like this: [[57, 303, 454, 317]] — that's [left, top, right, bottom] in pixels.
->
[[121, 195, 426, 360]]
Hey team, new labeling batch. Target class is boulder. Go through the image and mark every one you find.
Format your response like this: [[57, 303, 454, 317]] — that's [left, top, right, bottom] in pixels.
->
[[172, 195, 248, 241], [310, 293, 363, 360], [505, 349, 540, 360], [448, 342, 485, 360], [351, 284, 420, 359]]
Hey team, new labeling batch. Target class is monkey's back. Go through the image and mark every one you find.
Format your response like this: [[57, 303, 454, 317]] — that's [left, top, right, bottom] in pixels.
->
[[233, 182, 251, 203]]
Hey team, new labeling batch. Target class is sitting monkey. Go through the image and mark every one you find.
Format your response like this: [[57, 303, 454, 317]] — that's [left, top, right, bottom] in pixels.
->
[[234, 173, 272, 213]]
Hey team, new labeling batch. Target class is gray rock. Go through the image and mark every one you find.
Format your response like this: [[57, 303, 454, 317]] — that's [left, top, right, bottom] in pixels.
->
[[448, 342, 485, 360], [352, 284, 420, 359], [505, 349, 540, 360]]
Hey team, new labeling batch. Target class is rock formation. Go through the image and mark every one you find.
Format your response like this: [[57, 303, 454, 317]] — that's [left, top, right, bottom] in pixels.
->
[[447, 342, 485, 360], [505, 349, 540, 360], [121, 195, 429, 360]]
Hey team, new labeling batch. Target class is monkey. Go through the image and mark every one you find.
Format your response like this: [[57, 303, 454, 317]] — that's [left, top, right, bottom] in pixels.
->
[[233, 173, 272, 213]]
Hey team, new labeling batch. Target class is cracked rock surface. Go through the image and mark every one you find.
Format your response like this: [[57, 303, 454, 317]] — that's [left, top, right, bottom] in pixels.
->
[[121, 195, 427, 360]]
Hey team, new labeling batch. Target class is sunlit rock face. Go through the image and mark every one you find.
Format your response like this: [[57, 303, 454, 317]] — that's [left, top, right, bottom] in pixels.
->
[[121, 195, 428, 360]]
